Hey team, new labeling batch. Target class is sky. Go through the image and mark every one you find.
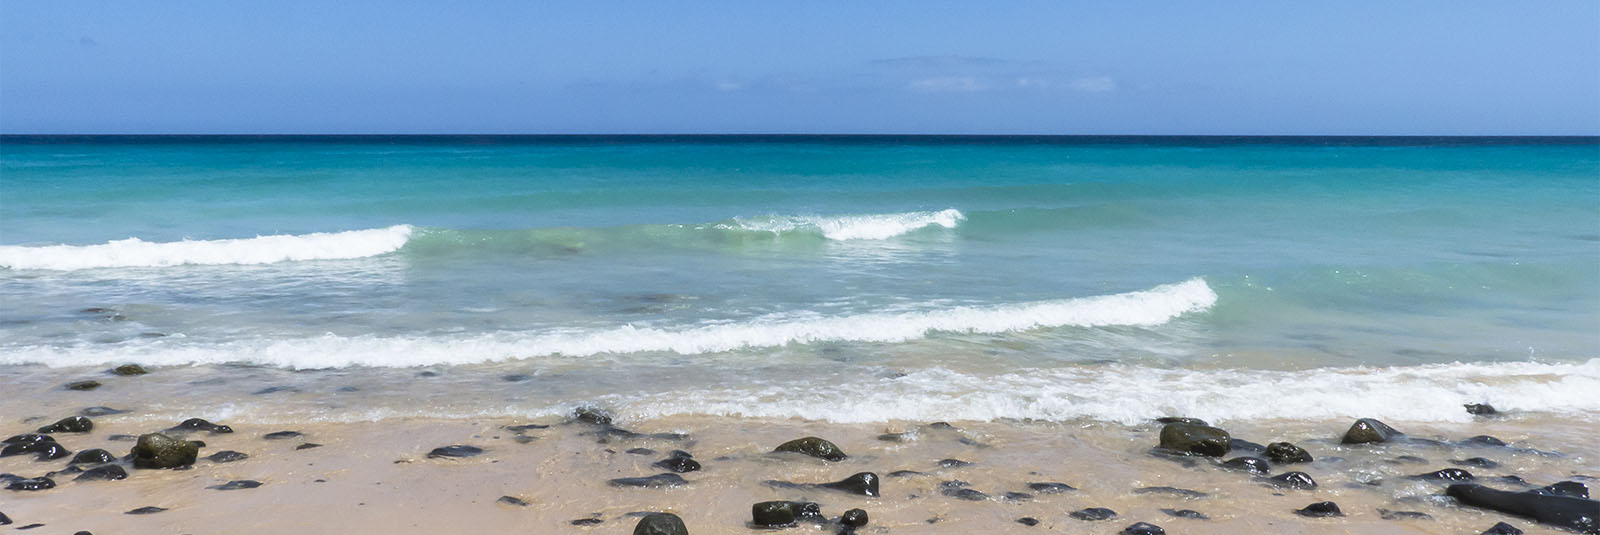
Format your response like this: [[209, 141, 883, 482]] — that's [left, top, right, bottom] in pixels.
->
[[2, 1, 1597, 135]]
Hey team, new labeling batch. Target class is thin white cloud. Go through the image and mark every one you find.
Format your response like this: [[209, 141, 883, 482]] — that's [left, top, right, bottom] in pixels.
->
[[909, 76, 988, 93], [1069, 76, 1117, 93]]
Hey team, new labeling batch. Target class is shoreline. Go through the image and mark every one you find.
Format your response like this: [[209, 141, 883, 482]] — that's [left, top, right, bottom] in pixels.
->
[[4, 408, 1595, 534]]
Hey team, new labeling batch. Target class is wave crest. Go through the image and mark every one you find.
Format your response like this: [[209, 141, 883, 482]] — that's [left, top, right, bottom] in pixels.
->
[[0, 226, 414, 271], [730, 208, 964, 240]]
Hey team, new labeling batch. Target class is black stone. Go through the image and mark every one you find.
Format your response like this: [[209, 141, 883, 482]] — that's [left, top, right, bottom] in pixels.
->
[[79, 407, 128, 417], [1342, 418, 1403, 444], [208, 480, 262, 490], [751, 501, 817, 527], [1228, 438, 1267, 454], [608, 473, 686, 489], [5, 477, 54, 491], [1295, 501, 1343, 517], [942, 487, 989, 501], [112, 364, 149, 376], [75, 465, 127, 481], [0, 511, 8, 524], [888, 470, 927, 477], [1002, 491, 1033, 501], [1411, 468, 1474, 481], [1465, 403, 1497, 416], [1453, 457, 1501, 469], [263, 431, 303, 440], [652, 456, 700, 473], [1162, 508, 1209, 519], [252, 385, 298, 395], [504, 424, 549, 432], [295, 443, 321, 450], [1378, 509, 1433, 520], [497, 495, 529, 506], [1220, 456, 1271, 474], [1121, 522, 1166, 535], [1481, 521, 1524, 535], [427, 445, 483, 459], [773, 436, 847, 461], [131, 433, 199, 469], [2, 440, 70, 461], [1158, 423, 1231, 457], [632, 512, 687, 535], [1264, 442, 1313, 464], [38, 416, 94, 433], [16, 524, 43, 530], [64, 380, 102, 391], [938, 458, 973, 468], [819, 472, 879, 496], [1155, 417, 1207, 426], [206, 450, 248, 463], [1390, 454, 1429, 464], [70, 449, 115, 465], [841, 508, 868, 527], [1134, 486, 1208, 498], [1463, 435, 1508, 447], [168, 418, 232, 434], [625, 448, 655, 455], [1070, 507, 1117, 521], [2, 434, 54, 445], [1016, 517, 1039, 526], [125, 507, 167, 514], [501, 374, 532, 382], [1537, 481, 1590, 499], [876, 432, 910, 442], [107, 434, 137, 441], [1027, 481, 1076, 493], [1447, 483, 1600, 534], [1268, 471, 1318, 489], [573, 406, 613, 425], [570, 518, 603, 526]]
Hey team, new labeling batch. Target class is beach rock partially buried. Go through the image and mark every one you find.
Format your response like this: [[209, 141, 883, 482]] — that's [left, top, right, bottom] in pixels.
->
[[1482, 522, 1524, 534], [1, 439, 70, 460], [112, 364, 149, 376], [633, 512, 687, 535], [1268, 471, 1318, 489], [168, 418, 232, 434], [1411, 468, 1474, 481], [1221, 456, 1272, 474], [79, 406, 128, 417], [63, 380, 102, 391], [1295, 501, 1343, 517], [841, 508, 868, 527], [1264, 442, 1312, 463], [37, 416, 93, 433], [1121, 522, 1166, 535], [206, 451, 248, 463], [426, 445, 483, 459], [653, 451, 700, 473], [1465, 403, 1497, 416], [69, 449, 116, 465], [573, 406, 613, 426], [1342, 418, 1402, 444], [74, 465, 127, 482], [5, 477, 55, 491], [608, 473, 686, 489], [751, 501, 821, 527], [125, 507, 167, 515], [773, 437, 847, 461], [1070, 507, 1118, 521], [1028, 481, 1076, 493], [1447, 483, 1600, 534], [131, 433, 199, 469], [1158, 423, 1230, 457], [819, 472, 879, 496]]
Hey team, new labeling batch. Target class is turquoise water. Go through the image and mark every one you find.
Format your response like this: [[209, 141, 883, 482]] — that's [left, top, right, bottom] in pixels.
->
[[2, 137, 1597, 423]]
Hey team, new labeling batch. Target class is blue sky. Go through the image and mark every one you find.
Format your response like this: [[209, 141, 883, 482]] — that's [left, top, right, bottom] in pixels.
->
[[2, 1, 1597, 134]]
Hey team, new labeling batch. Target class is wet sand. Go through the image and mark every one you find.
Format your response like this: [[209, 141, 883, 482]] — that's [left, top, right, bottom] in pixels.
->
[[3, 411, 1595, 534]]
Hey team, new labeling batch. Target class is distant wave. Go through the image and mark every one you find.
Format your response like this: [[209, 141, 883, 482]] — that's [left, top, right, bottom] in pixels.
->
[[0, 226, 414, 271], [728, 208, 965, 240], [1, 278, 1215, 368]]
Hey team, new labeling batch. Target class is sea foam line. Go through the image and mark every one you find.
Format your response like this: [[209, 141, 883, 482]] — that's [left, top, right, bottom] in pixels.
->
[[729, 208, 965, 240], [0, 225, 414, 270], [1, 278, 1216, 368]]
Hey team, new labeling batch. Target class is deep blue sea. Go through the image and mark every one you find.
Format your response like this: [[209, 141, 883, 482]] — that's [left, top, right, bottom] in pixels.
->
[[2, 136, 1597, 424]]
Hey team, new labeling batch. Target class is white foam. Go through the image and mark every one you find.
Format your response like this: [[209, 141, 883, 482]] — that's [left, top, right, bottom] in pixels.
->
[[0, 278, 1215, 368], [731, 208, 965, 240], [0, 225, 414, 270], [623, 359, 1600, 425]]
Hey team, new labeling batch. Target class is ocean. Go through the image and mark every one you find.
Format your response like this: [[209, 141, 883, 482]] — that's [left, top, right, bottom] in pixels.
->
[[2, 135, 1598, 426]]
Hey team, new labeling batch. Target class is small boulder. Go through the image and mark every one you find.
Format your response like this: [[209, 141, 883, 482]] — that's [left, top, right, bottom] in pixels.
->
[[5, 477, 54, 491], [79, 407, 127, 417], [1447, 483, 1600, 533], [1158, 423, 1231, 457], [497, 496, 529, 507], [1070, 507, 1117, 521], [1155, 417, 1208, 426], [818, 472, 879, 496], [168, 418, 232, 434], [751, 501, 815, 527], [1121, 522, 1166, 535], [1016, 517, 1039, 526], [263, 431, 303, 440], [773, 437, 847, 461], [608, 473, 686, 489], [1482, 522, 1524, 535], [37, 416, 94, 433], [130, 433, 199, 469], [426, 445, 483, 459], [206, 451, 248, 463], [1264, 442, 1312, 464], [653, 456, 700, 473], [111, 364, 148, 376], [1341, 418, 1402, 444], [69, 449, 115, 465], [632, 512, 688, 535], [1465, 403, 1497, 416], [1295, 501, 1343, 517], [75, 465, 128, 482], [1221, 456, 1271, 474], [63, 380, 102, 391], [573, 406, 613, 426], [1410, 468, 1474, 481], [208, 480, 262, 490], [841, 508, 868, 527], [1161, 508, 1209, 519], [1268, 471, 1318, 489], [125, 507, 167, 515], [1027, 481, 1076, 493]]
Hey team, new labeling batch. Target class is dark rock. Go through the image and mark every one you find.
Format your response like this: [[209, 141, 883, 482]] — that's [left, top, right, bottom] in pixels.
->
[[819, 472, 879, 496], [876, 432, 910, 442], [653, 456, 700, 473], [773, 436, 847, 461], [2, 434, 54, 445], [497, 495, 529, 506], [416, 370, 440, 377], [1002, 491, 1033, 501], [1464, 435, 1509, 447], [168, 418, 232, 434], [38, 416, 94, 433], [1228, 438, 1267, 454], [208, 480, 262, 490], [573, 406, 613, 425], [1537, 481, 1590, 499], [1447, 483, 1600, 534], [125, 506, 167, 514], [1264, 442, 1312, 464], [263, 431, 303, 440], [632, 512, 687, 535], [1220, 456, 1271, 474], [189, 440, 206, 448], [0, 511, 8, 524], [501, 374, 532, 382], [1121, 522, 1166, 535], [608, 473, 686, 489], [1268, 471, 1318, 489], [335, 386, 359, 392], [625, 448, 655, 455], [107, 434, 137, 441], [131, 433, 199, 469], [1482, 521, 1524, 534], [570, 518, 603, 526], [938, 458, 972, 468], [206, 450, 248, 463], [837, 508, 867, 527], [75, 465, 128, 481], [1295, 501, 1343, 517], [504, 424, 549, 432], [1155, 417, 1207, 426], [2, 440, 69, 460], [5, 477, 55, 491], [112, 364, 148, 376], [1161, 508, 1209, 519], [888, 470, 927, 477], [1069, 507, 1117, 521], [295, 443, 321, 450], [1390, 454, 1429, 464], [1016, 517, 1039, 526], [1134, 486, 1208, 498], [64, 380, 102, 391], [942, 487, 989, 500], [69, 449, 115, 465], [751, 501, 819, 527], [79, 407, 128, 417], [1027, 481, 1076, 493], [31, 443, 70, 461], [252, 385, 299, 395], [17, 524, 43, 530], [1342, 418, 1402, 444], [1465, 403, 1497, 416], [1499, 475, 1532, 486], [1411, 468, 1474, 481], [426, 445, 483, 459], [1377, 509, 1432, 520], [1158, 423, 1231, 457], [667, 450, 692, 459], [1453, 457, 1500, 469]]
